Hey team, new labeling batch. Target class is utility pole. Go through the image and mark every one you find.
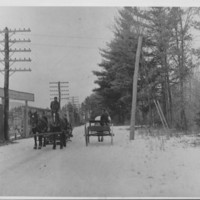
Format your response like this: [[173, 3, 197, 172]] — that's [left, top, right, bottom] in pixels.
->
[[69, 96, 79, 108], [49, 81, 69, 107], [4, 27, 9, 141], [130, 35, 143, 140], [69, 96, 79, 113], [129, 8, 151, 140], [68, 96, 79, 126], [0, 27, 31, 141]]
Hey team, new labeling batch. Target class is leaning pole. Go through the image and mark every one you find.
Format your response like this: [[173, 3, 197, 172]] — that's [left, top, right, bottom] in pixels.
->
[[130, 35, 143, 140]]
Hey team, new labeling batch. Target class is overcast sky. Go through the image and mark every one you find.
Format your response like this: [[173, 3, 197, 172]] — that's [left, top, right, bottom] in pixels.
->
[[0, 0, 199, 109], [0, 6, 119, 108]]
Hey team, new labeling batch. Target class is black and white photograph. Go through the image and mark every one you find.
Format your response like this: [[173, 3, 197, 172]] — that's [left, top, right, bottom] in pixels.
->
[[1, 0, 200, 199]]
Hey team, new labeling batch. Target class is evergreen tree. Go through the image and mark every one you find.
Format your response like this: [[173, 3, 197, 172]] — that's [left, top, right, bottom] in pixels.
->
[[91, 7, 200, 128]]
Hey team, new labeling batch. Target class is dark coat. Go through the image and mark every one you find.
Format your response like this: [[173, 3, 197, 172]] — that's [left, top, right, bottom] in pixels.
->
[[100, 112, 110, 126], [50, 101, 60, 113]]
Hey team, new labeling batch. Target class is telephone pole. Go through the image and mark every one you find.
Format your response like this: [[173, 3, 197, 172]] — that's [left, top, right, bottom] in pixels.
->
[[49, 81, 69, 107], [68, 96, 79, 126], [130, 35, 143, 140], [68, 96, 79, 109], [129, 8, 150, 140], [0, 27, 31, 141]]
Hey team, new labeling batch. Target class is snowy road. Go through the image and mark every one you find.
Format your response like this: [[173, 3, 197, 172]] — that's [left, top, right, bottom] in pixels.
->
[[1, 126, 200, 198]]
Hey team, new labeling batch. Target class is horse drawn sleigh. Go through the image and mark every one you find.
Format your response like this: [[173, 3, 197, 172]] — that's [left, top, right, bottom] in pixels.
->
[[29, 110, 73, 150]]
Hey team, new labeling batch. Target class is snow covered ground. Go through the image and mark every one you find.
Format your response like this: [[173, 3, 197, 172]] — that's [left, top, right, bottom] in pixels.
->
[[0, 125, 200, 199]]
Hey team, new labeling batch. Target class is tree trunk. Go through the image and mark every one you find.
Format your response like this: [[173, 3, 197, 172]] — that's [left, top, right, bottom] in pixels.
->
[[179, 12, 188, 131], [174, 16, 187, 131], [167, 74, 173, 127]]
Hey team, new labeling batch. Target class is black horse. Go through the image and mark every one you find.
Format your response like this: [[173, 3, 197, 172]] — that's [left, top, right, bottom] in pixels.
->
[[60, 116, 73, 145], [49, 112, 64, 149], [67, 123, 73, 141], [29, 111, 48, 149]]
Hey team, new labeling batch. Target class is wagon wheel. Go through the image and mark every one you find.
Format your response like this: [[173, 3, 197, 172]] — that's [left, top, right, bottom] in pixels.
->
[[85, 124, 89, 146], [87, 129, 90, 144], [86, 128, 90, 146], [110, 124, 114, 145], [111, 132, 113, 145]]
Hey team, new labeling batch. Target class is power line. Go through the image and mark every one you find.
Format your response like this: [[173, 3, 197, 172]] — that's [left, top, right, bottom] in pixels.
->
[[31, 42, 101, 49], [18, 33, 107, 40], [18, 31, 200, 44]]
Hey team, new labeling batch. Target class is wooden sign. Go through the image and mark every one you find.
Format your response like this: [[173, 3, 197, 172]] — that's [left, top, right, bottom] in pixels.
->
[[0, 87, 34, 101]]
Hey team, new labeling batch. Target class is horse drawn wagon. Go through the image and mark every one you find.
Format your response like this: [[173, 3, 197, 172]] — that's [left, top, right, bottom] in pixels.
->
[[29, 110, 73, 150], [84, 120, 114, 146]]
